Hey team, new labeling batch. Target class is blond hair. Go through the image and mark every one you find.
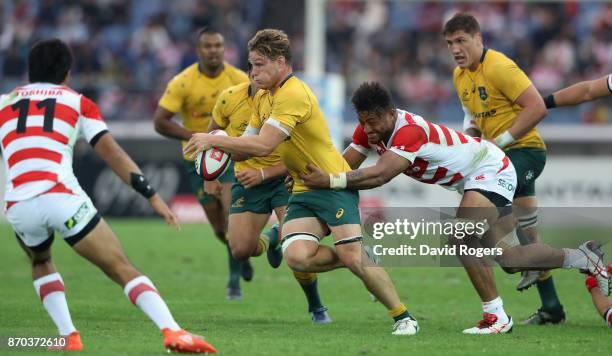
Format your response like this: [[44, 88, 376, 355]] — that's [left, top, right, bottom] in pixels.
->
[[247, 29, 292, 64]]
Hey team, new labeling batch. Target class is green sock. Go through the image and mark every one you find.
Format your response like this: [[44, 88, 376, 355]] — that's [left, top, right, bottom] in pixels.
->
[[393, 310, 411, 322], [226, 244, 241, 289], [300, 279, 324, 312], [536, 274, 563, 314]]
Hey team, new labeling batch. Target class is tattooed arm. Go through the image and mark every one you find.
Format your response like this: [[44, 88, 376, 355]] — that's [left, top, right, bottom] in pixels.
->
[[301, 151, 410, 190]]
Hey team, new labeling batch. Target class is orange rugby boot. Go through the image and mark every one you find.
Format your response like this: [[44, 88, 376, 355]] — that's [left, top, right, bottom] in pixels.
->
[[162, 328, 217, 354], [48, 331, 83, 351]]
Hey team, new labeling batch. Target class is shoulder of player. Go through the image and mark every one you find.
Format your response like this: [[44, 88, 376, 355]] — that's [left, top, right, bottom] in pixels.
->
[[482, 49, 520, 74], [218, 82, 251, 112], [277, 76, 311, 100], [221, 82, 250, 99], [223, 62, 249, 84], [452, 66, 463, 82], [168, 63, 199, 87]]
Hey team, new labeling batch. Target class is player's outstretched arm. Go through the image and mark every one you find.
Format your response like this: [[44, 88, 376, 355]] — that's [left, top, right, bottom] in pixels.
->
[[545, 74, 612, 108], [183, 123, 287, 159], [494, 85, 547, 148], [93, 133, 181, 230], [301, 151, 410, 190], [153, 106, 194, 141]]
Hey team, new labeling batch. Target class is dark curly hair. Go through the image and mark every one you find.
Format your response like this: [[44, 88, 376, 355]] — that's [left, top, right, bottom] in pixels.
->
[[351, 82, 393, 113]]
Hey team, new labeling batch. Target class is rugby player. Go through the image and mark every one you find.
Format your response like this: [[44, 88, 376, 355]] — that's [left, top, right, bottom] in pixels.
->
[[208, 69, 331, 322], [184, 29, 419, 335], [299, 82, 609, 334], [443, 13, 564, 325], [153, 28, 251, 299], [1, 39, 215, 353]]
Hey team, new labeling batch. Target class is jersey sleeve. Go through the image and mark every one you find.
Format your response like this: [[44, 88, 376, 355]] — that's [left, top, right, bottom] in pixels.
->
[[79, 96, 109, 145], [387, 125, 427, 164], [268, 87, 310, 134], [487, 58, 532, 102], [349, 125, 371, 156], [212, 88, 231, 129], [158, 75, 187, 113]]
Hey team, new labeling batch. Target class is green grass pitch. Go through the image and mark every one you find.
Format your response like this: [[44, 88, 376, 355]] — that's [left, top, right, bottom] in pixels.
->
[[0, 220, 610, 355]]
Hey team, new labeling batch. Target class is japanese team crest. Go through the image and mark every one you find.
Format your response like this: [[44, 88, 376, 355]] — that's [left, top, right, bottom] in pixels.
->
[[478, 87, 488, 101]]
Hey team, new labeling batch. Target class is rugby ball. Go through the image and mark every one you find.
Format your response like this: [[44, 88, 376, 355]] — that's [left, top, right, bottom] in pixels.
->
[[194, 130, 232, 181]]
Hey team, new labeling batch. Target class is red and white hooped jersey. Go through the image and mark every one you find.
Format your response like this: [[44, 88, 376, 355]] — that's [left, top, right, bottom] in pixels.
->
[[350, 109, 508, 190], [0, 83, 108, 202]]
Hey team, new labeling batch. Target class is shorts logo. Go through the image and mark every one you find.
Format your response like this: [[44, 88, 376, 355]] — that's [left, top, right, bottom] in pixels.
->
[[65, 203, 90, 229], [232, 197, 245, 208], [525, 170, 534, 182], [336, 208, 344, 219], [475, 174, 486, 181], [497, 179, 515, 192], [478, 87, 488, 101]]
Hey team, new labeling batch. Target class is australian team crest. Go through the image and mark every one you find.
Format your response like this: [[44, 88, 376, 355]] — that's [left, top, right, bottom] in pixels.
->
[[478, 87, 488, 101]]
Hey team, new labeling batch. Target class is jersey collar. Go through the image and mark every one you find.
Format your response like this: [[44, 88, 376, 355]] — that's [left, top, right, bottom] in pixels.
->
[[479, 47, 488, 64], [279, 73, 294, 87]]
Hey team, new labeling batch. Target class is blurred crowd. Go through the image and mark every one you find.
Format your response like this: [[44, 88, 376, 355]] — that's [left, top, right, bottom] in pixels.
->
[[0, 0, 610, 123]]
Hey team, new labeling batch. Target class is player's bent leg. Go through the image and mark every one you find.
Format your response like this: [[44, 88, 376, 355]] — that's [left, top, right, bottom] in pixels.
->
[[223, 181, 256, 284], [72, 217, 216, 352], [276, 211, 332, 323], [330, 224, 418, 335], [203, 197, 244, 296], [203, 199, 228, 242], [16, 237, 81, 348], [455, 191, 513, 334], [266, 206, 286, 268], [282, 217, 342, 273], [513, 196, 566, 325], [293, 271, 332, 324], [227, 211, 270, 261], [8, 196, 83, 346], [513, 196, 547, 288], [71, 218, 140, 285]]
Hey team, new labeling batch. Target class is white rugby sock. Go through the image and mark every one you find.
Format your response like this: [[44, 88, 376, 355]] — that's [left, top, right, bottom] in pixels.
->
[[124, 276, 180, 331], [33, 273, 77, 336], [482, 297, 509, 324]]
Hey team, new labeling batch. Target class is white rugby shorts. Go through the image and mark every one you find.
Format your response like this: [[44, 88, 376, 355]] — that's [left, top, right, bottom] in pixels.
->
[[6, 190, 100, 249], [463, 155, 517, 204]]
